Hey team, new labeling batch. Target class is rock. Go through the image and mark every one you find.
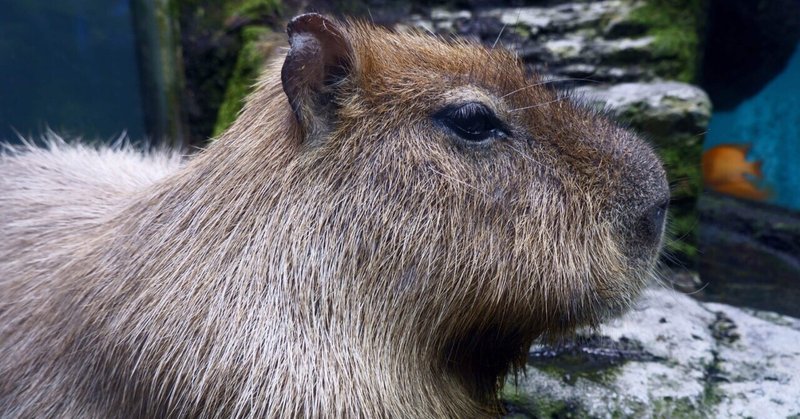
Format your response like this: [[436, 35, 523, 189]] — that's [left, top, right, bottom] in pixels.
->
[[604, 15, 649, 39], [503, 288, 800, 418], [488, 2, 630, 36], [575, 82, 711, 144], [595, 37, 655, 64], [484, 2, 657, 84], [430, 8, 472, 22], [698, 192, 800, 318], [541, 36, 586, 61], [425, 1, 690, 84]]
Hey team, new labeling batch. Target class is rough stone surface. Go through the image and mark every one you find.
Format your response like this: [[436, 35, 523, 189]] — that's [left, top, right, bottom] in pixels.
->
[[575, 82, 712, 144], [698, 192, 800, 318], [502, 288, 800, 418], [424, 1, 677, 84]]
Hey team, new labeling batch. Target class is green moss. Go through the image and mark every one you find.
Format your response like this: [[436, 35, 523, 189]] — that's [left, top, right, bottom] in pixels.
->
[[501, 385, 587, 418], [209, 0, 282, 136], [534, 361, 623, 387], [629, 0, 707, 83], [174, 0, 282, 143], [666, 215, 698, 258], [700, 353, 724, 407], [225, 0, 282, 20], [657, 137, 704, 260], [500, 386, 530, 407], [213, 26, 271, 136], [651, 396, 708, 418], [511, 25, 532, 39]]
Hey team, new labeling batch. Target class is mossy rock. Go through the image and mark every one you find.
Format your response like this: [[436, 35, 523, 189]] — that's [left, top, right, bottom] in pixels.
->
[[628, 0, 709, 83], [176, 0, 282, 143], [213, 26, 281, 136], [502, 384, 589, 418], [225, 0, 282, 21], [504, 289, 800, 418]]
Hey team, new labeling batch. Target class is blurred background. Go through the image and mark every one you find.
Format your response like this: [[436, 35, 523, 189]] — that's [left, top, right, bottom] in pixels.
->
[[1, 0, 798, 316]]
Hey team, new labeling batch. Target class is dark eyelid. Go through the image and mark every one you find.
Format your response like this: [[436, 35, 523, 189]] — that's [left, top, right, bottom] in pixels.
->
[[435, 102, 492, 120], [433, 101, 510, 143]]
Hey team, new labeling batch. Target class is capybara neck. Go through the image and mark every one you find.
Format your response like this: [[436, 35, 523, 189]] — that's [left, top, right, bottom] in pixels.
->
[[116, 71, 526, 416]]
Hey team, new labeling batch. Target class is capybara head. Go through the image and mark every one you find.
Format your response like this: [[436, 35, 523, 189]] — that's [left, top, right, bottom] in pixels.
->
[[219, 13, 669, 411], [0, 13, 669, 419]]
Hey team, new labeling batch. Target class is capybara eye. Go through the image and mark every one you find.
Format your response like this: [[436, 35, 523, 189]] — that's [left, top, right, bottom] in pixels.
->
[[434, 102, 509, 144]]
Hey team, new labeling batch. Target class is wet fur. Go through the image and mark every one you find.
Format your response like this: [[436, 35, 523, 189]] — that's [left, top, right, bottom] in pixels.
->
[[0, 19, 667, 418]]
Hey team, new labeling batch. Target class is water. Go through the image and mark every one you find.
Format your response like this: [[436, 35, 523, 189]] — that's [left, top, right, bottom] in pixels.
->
[[0, 0, 145, 143], [705, 44, 800, 211]]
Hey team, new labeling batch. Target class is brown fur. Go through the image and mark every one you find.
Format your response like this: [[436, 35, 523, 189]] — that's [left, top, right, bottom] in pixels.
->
[[0, 16, 668, 418]]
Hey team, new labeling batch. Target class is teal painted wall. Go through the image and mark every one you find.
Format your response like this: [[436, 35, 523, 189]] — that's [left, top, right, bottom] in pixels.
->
[[705, 44, 800, 211], [0, 0, 145, 143]]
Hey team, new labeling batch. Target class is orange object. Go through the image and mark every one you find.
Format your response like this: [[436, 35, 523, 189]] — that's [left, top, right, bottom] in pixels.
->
[[702, 144, 770, 201]]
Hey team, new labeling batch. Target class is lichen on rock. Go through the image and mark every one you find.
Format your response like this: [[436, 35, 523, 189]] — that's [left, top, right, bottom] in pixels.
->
[[627, 0, 707, 83], [502, 289, 800, 418]]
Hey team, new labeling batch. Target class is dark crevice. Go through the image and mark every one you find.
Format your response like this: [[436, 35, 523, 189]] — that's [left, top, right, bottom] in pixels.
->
[[700, 0, 800, 110]]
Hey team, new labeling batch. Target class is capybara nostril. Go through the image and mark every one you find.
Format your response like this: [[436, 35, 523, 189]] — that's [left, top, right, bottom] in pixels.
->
[[638, 198, 669, 245]]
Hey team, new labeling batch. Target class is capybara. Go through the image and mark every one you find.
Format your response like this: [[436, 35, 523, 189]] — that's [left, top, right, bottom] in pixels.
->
[[0, 13, 669, 418]]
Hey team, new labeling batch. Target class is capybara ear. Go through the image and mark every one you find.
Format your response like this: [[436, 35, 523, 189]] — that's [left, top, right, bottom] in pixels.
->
[[281, 13, 353, 138]]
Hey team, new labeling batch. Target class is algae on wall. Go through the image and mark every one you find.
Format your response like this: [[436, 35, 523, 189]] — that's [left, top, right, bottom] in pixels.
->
[[212, 0, 282, 136]]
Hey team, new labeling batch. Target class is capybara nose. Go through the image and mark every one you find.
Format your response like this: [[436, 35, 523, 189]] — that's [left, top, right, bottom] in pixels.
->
[[637, 198, 669, 245]]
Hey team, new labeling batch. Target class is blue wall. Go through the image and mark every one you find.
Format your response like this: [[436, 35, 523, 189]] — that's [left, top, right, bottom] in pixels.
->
[[706, 44, 800, 211], [0, 0, 145, 143]]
